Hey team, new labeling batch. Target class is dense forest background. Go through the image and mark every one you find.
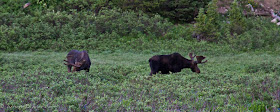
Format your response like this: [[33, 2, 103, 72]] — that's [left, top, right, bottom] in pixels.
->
[[0, 0, 280, 111]]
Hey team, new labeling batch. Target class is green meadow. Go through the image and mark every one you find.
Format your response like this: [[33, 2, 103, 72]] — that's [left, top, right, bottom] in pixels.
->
[[1, 47, 279, 111]]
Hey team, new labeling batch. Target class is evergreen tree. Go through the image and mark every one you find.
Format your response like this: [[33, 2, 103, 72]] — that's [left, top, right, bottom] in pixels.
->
[[111, 0, 211, 23], [193, 0, 220, 41], [228, 0, 247, 35], [206, 0, 220, 28]]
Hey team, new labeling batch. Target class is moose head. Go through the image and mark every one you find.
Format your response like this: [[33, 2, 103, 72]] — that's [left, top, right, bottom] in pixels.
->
[[64, 59, 86, 72], [64, 50, 91, 72], [188, 53, 208, 73]]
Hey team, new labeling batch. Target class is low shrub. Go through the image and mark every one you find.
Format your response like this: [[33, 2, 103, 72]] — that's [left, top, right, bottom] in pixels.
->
[[245, 61, 280, 73], [228, 17, 280, 51], [0, 8, 175, 51]]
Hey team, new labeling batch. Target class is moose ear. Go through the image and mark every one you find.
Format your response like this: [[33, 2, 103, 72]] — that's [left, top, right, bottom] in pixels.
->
[[196, 56, 206, 63]]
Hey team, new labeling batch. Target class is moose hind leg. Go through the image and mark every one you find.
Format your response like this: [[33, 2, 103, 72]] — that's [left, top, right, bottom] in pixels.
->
[[149, 61, 159, 76], [161, 70, 170, 74], [172, 67, 182, 73], [150, 70, 158, 76]]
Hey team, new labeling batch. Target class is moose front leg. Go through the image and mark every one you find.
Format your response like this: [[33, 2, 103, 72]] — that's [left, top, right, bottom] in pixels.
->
[[172, 66, 182, 73], [86, 68, 90, 72], [149, 70, 158, 76], [149, 61, 159, 76], [149, 66, 159, 76], [67, 65, 72, 72]]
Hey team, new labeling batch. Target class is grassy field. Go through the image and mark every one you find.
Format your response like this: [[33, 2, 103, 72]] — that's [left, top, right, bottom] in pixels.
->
[[0, 50, 279, 111]]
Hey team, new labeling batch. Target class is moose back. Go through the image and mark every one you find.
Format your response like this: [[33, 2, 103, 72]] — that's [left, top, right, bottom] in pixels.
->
[[148, 53, 207, 76]]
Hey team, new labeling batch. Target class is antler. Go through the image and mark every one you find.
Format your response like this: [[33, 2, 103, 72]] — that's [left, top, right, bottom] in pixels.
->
[[189, 53, 196, 64], [196, 56, 207, 64], [189, 53, 196, 60], [82, 60, 86, 63], [64, 63, 81, 67], [73, 60, 85, 67], [199, 60, 208, 64], [64, 63, 74, 66]]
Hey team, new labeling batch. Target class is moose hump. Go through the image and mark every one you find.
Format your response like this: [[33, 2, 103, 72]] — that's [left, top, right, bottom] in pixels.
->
[[148, 53, 207, 76], [64, 50, 91, 72]]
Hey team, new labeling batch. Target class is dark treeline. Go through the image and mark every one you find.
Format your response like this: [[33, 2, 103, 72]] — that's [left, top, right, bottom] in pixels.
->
[[1, 0, 211, 23]]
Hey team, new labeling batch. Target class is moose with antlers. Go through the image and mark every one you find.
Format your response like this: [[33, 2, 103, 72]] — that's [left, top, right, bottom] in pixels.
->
[[64, 50, 91, 72], [148, 53, 207, 76]]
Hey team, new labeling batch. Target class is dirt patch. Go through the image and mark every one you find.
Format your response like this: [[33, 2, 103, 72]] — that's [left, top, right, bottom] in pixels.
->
[[217, 0, 280, 15], [260, 0, 280, 10]]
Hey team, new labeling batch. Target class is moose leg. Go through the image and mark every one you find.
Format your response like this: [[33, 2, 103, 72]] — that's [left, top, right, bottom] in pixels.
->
[[67, 65, 72, 72], [149, 65, 158, 76], [161, 71, 170, 74], [149, 61, 159, 76], [172, 67, 182, 73], [150, 70, 158, 76], [86, 68, 90, 72]]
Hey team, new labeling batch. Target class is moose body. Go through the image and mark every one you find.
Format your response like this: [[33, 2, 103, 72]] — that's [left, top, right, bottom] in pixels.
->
[[64, 50, 91, 72], [149, 53, 207, 76]]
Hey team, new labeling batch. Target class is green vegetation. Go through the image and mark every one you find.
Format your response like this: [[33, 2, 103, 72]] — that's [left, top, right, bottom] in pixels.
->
[[1, 51, 279, 111], [228, 0, 247, 35], [193, 0, 221, 41], [0, 0, 280, 111]]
